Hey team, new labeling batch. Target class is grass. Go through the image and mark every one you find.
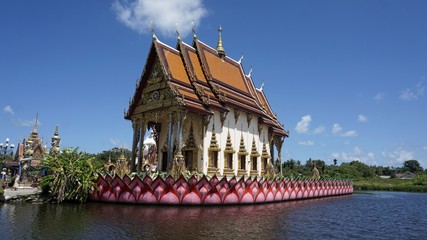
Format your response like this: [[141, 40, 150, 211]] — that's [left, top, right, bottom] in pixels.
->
[[354, 176, 427, 192]]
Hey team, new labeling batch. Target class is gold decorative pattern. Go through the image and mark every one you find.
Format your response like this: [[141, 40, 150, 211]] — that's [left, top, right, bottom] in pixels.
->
[[224, 131, 235, 154], [250, 137, 260, 157], [261, 142, 270, 159], [185, 122, 197, 149], [238, 133, 248, 156]]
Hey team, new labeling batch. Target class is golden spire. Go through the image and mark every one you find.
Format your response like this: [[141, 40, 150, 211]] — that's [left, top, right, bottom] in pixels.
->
[[30, 113, 39, 140], [216, 25, 225, 59]]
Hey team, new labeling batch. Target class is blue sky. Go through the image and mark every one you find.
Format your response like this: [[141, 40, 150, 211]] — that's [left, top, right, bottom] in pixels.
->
[[1, 0, 426, 168]]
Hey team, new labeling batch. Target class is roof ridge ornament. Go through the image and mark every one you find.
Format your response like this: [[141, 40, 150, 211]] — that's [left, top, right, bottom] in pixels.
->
[[247, 66, 253, 77], [216, 25, 226, 59], [150, 19, 157, 40], [238, 53, 244, 64], [191, 21, 197, 38], [175, 23, 181, 40], [257, 81, 265, 91]]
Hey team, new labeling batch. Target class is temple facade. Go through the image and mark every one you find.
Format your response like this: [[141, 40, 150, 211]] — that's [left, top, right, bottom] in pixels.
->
[[125, 27, 288, 178]]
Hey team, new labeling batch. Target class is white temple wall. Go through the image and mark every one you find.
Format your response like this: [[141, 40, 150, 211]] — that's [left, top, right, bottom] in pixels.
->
[[196, 109, 274, 177]]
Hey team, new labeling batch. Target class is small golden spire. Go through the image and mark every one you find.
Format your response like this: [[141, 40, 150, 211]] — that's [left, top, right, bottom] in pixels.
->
[[34, 113, 39, 132], [216, 25, 225, 59]]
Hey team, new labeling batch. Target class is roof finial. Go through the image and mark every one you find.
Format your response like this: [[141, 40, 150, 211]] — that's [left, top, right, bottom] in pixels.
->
[[259, 81, 265, 91], [150, 19, 156, 39], [191, 21, 197, 38], [216, 25, 225, 59], [238, 53, 244, 64], [175, 23, 181, 40], [247, 66, 253, 77]]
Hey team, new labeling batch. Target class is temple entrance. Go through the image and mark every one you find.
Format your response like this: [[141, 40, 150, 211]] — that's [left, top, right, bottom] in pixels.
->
[[161, 151, 167, 171], [184, 150, 193, 170]]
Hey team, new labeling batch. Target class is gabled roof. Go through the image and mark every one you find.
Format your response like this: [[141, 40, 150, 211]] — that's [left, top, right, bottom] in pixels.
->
[[125, 32, 288, 137]]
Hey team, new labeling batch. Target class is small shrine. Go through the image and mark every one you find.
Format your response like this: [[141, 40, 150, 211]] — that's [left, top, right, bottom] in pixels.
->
[[124, 26, 289, 177]]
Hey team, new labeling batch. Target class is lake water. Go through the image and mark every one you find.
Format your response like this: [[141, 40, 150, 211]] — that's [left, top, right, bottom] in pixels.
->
[[1, 191, 426, 239]]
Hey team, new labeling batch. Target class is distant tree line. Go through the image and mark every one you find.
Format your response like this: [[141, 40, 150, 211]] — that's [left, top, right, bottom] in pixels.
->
[[278, 158, 425, 180]]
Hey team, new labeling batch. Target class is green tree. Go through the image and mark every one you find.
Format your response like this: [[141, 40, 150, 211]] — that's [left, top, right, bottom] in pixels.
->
[[403, 160, 423, 173], [40, 148, 98, 203]]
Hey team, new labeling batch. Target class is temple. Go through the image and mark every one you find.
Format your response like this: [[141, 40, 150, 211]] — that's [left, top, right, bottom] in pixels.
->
[[2, 114, 61, 182], [125, 26, 289, 178]]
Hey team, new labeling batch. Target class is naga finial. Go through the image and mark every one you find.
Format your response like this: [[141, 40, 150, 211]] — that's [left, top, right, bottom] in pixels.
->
[[150, 19, 156, 39], [191, 21, 197, 38], [175, 23, 181, 40]]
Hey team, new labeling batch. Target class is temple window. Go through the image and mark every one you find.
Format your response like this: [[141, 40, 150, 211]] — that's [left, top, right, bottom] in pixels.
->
[[208, 130, 221, 175], [250, 137, 260, 176], [223, 131, 235, 173], [252, 156, 258, 170], [239, 155, 246, 170], [237, 134, 248, 176], [227, 153, 233, 169], [210, 151, 219, 168], [260, 143, 270, 175], [183, 123, 198, 171]]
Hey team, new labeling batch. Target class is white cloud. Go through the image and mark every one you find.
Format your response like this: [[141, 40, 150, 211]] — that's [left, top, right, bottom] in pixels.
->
[[374, 92, 385, 101], [382, 146, 414, 166], [313, 125, 325, 134], [400, 81, 425, 100], [3, 105, 14, 115], [341, 130, 358, 137], [295, 115, 312, 134], [110, 138, 128, 148], [357, 114, 367, 123], [298, 140, 314, 146], [332, 123, 342, 135], [332, 123, 358, 137], [112, 0, 208, 38], [331, 147, 376, 165]]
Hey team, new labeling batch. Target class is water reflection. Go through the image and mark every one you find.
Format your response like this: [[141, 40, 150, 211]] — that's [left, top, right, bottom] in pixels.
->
[[2, 193, 427, 240]]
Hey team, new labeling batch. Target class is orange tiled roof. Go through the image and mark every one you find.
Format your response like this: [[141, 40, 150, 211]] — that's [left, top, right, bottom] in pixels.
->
[[125, 34, 287, 137]]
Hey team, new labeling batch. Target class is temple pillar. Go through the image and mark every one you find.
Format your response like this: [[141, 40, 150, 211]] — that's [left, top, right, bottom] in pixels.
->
[[175, 111, 184, 160], [130, 120, 139, 172], [269, 139, 275, 165], [275, 136, 284, 177], [137, 119, 146, 173], [167, 111, 175, 169], [171, 111, 186, 178]]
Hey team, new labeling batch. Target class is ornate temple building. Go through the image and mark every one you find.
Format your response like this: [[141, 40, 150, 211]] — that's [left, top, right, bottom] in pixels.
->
[[3, 114, 61, 180], [125, 26, 288, 178]]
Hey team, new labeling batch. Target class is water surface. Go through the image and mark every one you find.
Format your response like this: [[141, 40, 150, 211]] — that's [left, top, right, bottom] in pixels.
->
[[1, 191, 426, 239]]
